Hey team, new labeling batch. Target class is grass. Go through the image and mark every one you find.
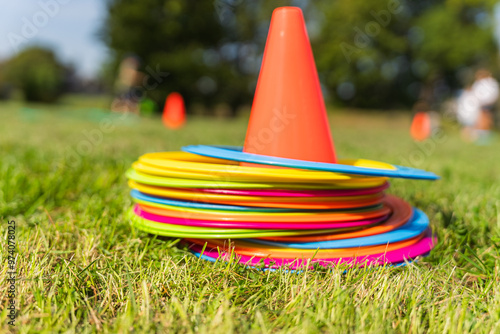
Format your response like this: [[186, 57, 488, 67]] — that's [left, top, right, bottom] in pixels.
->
[[1, 99, 500, 333]]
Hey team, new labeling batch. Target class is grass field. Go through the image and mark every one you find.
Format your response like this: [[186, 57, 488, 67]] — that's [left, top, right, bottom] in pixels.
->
[[1, 99, 500, 333]]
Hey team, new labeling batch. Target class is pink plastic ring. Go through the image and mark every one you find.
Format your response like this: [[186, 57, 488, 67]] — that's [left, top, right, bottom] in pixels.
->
[[134, 204, 388, 230], [186, 228, 435, 269]]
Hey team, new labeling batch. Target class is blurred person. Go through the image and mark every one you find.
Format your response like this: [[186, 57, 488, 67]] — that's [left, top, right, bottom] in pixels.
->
[[456, 86, 481, 142], [111, 56, 143, 114], [471, 69, 498, 143], [472, 69, 498, 107]]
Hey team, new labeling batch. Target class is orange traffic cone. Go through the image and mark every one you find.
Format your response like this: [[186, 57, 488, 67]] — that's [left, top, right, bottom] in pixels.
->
[[162, 92, 186, 129], [410, 112, 431, 141], [242, 7, 336, 163]]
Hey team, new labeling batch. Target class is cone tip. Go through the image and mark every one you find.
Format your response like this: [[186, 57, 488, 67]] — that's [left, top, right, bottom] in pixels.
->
[[272, 6, 303, 17]]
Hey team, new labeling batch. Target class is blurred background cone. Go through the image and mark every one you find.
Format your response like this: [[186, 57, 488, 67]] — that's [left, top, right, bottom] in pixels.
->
[[410, 112, 431, 141], [242, 6, 337, 164], [162, 92, 186, 129]]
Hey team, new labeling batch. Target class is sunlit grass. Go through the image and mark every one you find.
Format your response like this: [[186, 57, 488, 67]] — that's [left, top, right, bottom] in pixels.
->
[[1, 100, 500, 333]]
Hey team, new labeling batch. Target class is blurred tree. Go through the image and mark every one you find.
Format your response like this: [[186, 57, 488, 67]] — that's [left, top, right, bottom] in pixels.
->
[[4, 47, 66, 103], [314, 0, 498, 108], [0, 62, 12, 100], [101, 0, 261, 114], [102, 0, 499, 111]]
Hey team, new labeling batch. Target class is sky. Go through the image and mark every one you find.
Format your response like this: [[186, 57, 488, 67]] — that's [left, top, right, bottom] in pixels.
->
[[0, 0, 108, 79], [1, 1, 500, 80]]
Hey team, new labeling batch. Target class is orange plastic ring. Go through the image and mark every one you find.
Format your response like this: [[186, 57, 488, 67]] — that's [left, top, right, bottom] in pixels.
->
[[259, 195, 412, 242], [185, 232, 424, 259]]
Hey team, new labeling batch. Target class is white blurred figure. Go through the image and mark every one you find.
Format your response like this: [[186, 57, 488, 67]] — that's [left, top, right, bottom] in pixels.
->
[[472, 69, 499, 107], [457, 87, 481, 141], [471, 69, 498, 143]]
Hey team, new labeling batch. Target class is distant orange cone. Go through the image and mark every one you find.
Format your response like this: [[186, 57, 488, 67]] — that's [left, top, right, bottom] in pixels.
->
[[242, 7, 336, 163], [410, 112, 431, 141], [162, 92, 186, 129]]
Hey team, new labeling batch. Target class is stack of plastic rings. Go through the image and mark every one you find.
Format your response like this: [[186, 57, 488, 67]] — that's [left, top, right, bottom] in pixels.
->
[[127, 146, 439, 270]]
